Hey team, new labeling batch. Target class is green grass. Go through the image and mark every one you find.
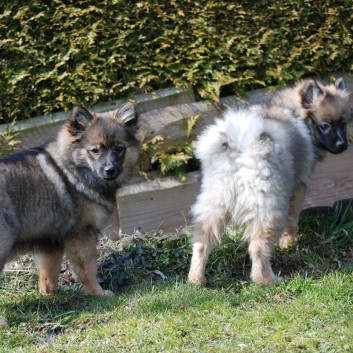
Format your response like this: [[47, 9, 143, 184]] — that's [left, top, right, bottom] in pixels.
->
[[1, 206, 352, 353]]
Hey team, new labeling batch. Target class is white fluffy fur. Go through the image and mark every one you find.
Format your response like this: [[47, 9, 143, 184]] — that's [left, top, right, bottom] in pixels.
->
[[193, 108, 313, 240], [189, 107, 315, 286]]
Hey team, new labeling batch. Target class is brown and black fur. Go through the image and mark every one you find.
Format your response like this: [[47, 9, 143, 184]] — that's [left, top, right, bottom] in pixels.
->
[[256, 78, 351, 249], [260, 78, 349, 157], [0, 102, 140, 303]]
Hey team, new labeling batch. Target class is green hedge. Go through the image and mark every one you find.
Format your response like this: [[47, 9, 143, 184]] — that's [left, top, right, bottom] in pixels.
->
[[0, 0, 352, 123]]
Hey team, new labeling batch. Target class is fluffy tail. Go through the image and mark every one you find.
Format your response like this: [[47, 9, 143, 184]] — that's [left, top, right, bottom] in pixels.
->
[[195, 108, 265, 163]]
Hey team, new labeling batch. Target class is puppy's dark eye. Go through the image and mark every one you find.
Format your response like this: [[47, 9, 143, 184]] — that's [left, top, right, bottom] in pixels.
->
[[116, 145, 125, 154], [90, 148, 100, 155], [319, 123, 331, 133]]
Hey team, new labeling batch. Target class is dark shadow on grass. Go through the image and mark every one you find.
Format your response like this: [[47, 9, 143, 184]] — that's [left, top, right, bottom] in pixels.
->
[[2, 289, 117, 331]]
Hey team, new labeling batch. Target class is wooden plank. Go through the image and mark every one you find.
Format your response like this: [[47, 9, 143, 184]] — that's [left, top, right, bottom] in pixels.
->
[[116, 172, 201, 234]]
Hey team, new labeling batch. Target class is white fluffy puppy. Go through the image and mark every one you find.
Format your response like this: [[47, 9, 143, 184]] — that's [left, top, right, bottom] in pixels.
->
[[188, 78, 351, 285]]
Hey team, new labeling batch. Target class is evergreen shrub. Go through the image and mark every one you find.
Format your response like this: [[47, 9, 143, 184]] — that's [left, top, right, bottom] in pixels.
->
[[0, 0, 352, 123]]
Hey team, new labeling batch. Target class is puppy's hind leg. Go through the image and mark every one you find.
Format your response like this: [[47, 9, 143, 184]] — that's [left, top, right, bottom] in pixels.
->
[[38, 250, 64, 295], [248, 223, 281, 285], [188, 214, 224, 285], [279, 183, 306, 249]]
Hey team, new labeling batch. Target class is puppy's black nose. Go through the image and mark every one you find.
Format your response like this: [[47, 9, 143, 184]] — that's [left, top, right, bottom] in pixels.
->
[[336, 140, 347, 152], [105, 166, 118, 178]]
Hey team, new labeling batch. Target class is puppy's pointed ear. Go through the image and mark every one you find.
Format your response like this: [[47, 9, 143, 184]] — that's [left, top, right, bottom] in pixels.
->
[[302, 80, 323, 108], [115, 102, 138, 130], [335, 77, 345, 91], [67, 106, 94, 136]]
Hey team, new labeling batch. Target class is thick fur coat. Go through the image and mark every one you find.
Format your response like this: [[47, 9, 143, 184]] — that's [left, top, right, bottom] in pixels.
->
[[188, 78, 351, 286], [0, 102, 140, 298]]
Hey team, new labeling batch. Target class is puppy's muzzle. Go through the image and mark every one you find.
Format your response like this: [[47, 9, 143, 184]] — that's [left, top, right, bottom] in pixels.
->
[[103, 164, 121, 180], [331, 138, 348, 154]]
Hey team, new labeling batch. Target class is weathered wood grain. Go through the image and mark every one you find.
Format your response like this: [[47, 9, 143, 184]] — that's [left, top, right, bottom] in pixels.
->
[[116, 172, 201, 235]]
